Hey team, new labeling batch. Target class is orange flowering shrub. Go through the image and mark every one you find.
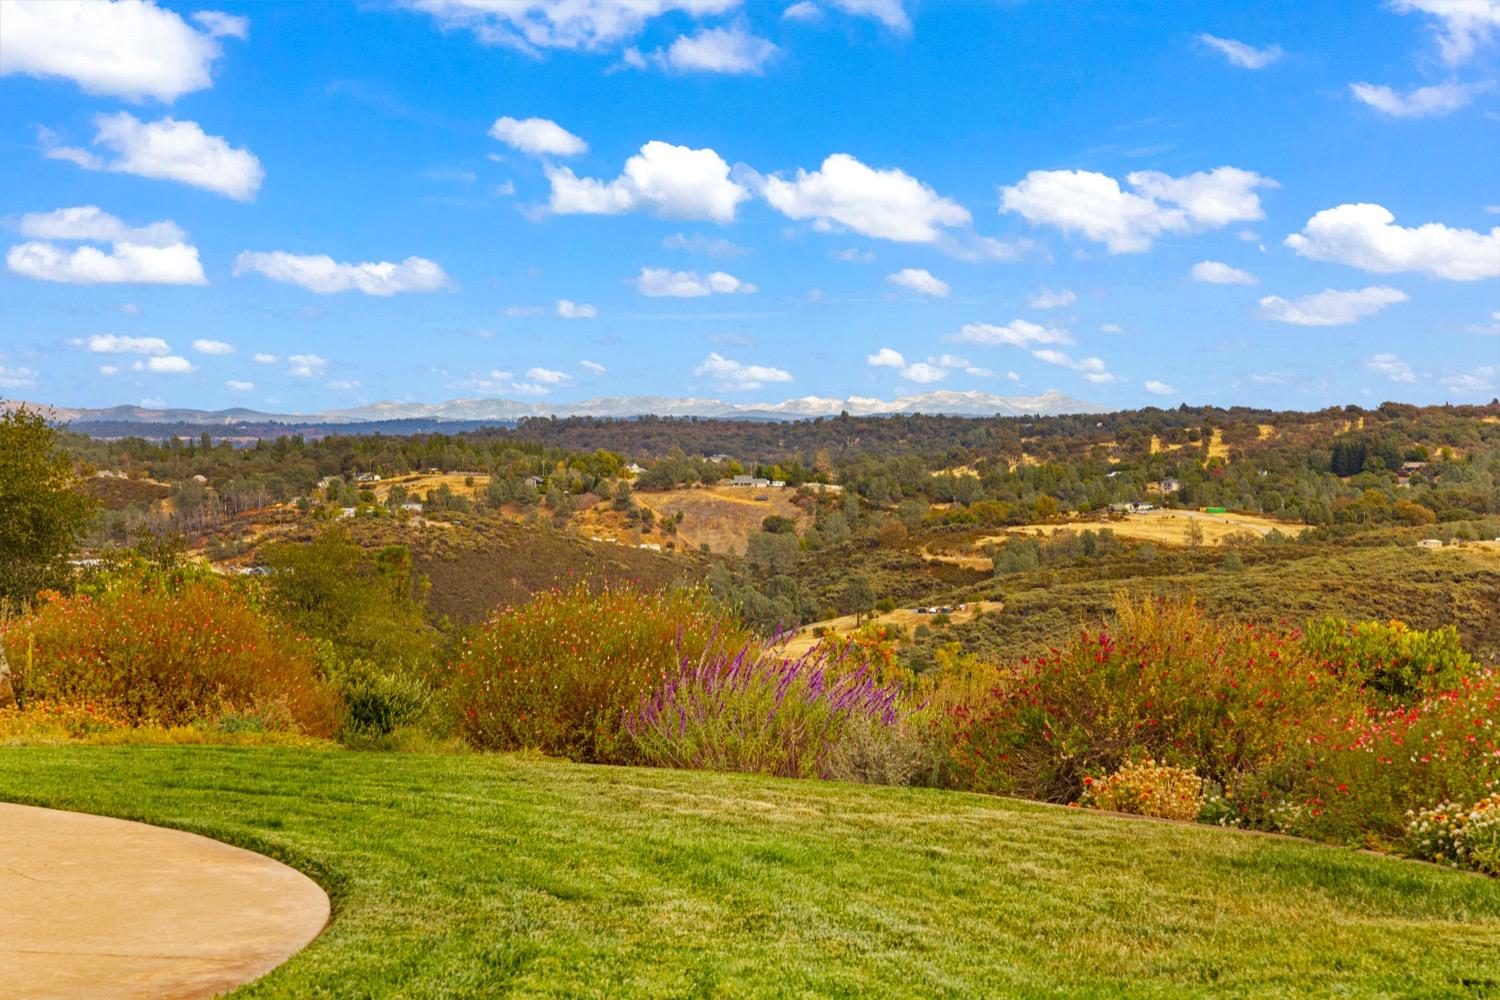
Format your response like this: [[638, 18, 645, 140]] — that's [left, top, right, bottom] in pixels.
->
[[949, 596, 1361, 801], [2, 577, 338, 736], [1078, 758, 1204, 821], [0, 699, 133, 740], [450, 584, 751, 762]]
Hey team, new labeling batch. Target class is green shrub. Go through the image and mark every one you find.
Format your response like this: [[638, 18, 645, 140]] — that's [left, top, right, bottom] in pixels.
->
[[1302, 616, 1470, 702], [451, 584, 750, 762]]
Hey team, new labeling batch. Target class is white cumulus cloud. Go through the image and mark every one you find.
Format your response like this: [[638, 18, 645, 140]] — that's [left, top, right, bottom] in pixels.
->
[[762, 153, 970, 243], [900, 362, 947, 384], [886, 267, 950, 297], [1391, 0, 1500, 65], [526, 366, 572, 385], [556, 299, 598, 318], [656, 26, 777, 74], [9, 205, 205, 285], [9, 241, 205, 285], [694, 352, 793, 390], [287, 354, 326, 378], [1198, 34, 1283, 69], [580, 360, 606, 374], [488, 116, 587, 156], [44, 112, 267, 200], [192, 11, 248, 39], [233, 251, 451, 295], [0, 0, 236, 102], [949, 319, 1074, 348], [225, 379, 254, 391], [192, 339, 233, 355], [1285, 203, 1500, 280], [1366, 353, 1417, 383], [635, 267, 757, 297], [547, 140, 748, 223], [1350, 81, 1491, 118], [0, 365, 39, 388], [1028, 286, 1077, 309], [1258, 286, 1409, 326], [404, 0, 737, 56], [1000, 166, 1276, 253], [136, 355, 193, 374], [79, 334, 168, 355], [867, 347, 906, 368], [1144, 380, 1176, 395], [1191, 260, 1258, 284], [828, 0, 909, 31]]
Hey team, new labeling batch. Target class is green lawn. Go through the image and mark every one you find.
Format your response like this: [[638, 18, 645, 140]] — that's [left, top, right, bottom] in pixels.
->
[[2, 747, 1498, 998]]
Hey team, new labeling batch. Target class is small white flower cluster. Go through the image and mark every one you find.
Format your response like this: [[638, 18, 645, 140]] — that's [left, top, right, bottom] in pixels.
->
[[1406, 791, 1500, 873]]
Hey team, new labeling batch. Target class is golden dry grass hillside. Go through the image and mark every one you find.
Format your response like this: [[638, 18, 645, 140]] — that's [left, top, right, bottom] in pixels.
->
[[636, 485, 811, 555]]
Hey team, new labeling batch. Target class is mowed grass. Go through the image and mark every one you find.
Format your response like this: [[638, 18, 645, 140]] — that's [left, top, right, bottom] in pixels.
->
[[3, 748, 1499, 998]]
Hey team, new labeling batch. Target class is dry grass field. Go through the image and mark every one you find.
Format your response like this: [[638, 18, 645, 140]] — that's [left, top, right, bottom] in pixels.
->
[[372, 472, 490, 502], [982, 509, 1298, 548], [778, 600, 1004, 655], [637, 485, 810, 555]]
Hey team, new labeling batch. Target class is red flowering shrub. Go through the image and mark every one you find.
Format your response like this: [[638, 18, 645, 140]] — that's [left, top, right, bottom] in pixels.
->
[[1244, 667, 1500, 846], [450, 584, 751, 762], [948, 597, 1361, 802], [2, 576, 338, 736]]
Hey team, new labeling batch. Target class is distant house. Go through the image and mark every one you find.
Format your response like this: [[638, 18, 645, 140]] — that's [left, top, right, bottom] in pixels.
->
[[526, 475, 544, 487], [1416, 538, 1443, 549], [399, 502, 424, 513], [1400, 461, 1429, 473], [770, 480, 786, 488], [729, 475, 756, 487], [624, 463, 645, 475], [1157, 478, 1182, 493], [339, 507, 357, 518], [355, 473, 381, 483], [638, 542, 662, 551], [707, 454, 733, 464]]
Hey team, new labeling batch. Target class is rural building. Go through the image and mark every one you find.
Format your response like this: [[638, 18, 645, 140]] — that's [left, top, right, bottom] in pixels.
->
[[339, 507, 356, 518], [400, 502, 424, 513], [729, 475, 772, 488], [355, 473, 381, 483], [624, 463, 645, 475]]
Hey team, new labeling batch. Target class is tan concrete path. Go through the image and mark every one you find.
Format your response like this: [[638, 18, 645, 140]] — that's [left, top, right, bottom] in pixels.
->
[[0, 803, 328, 999]]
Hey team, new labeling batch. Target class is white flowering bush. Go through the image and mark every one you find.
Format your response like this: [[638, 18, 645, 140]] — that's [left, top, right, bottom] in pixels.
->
[[1405, 792, 1500, 874]]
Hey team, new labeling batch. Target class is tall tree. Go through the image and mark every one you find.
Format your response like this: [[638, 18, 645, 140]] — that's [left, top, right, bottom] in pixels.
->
[[0, 405, 94, 605]]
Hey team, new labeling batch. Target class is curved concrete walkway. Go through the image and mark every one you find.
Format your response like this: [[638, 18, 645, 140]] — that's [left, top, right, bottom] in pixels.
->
[[0, 803, 328, 999]]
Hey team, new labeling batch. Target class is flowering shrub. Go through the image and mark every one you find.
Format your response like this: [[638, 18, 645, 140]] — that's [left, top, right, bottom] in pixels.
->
[[1303, 617, 1470, 702], [1078, 758, 1204, 821], [1248, 667, 1500, 845], [0, 699, 133, 740], [2, 576, 338, 736], [1406, 793, 1500, 874], [451, 585, 750, 761], [624, 644, 911, 780], [948, 596, 1360, 802]]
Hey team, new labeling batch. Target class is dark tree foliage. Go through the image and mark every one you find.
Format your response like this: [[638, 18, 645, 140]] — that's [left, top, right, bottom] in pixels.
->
[[0, 406, 94, 604]]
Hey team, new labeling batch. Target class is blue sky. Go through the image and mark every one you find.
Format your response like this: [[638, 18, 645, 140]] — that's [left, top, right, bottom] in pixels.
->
[[2, 0, 1497, 414]]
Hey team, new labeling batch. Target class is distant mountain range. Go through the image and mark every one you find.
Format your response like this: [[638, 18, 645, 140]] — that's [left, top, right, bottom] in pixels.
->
[[13, 389, 1105, 427]]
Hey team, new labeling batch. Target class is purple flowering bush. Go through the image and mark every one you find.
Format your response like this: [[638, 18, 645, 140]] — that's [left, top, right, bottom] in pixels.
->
[[624, 644, 923, 782]]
